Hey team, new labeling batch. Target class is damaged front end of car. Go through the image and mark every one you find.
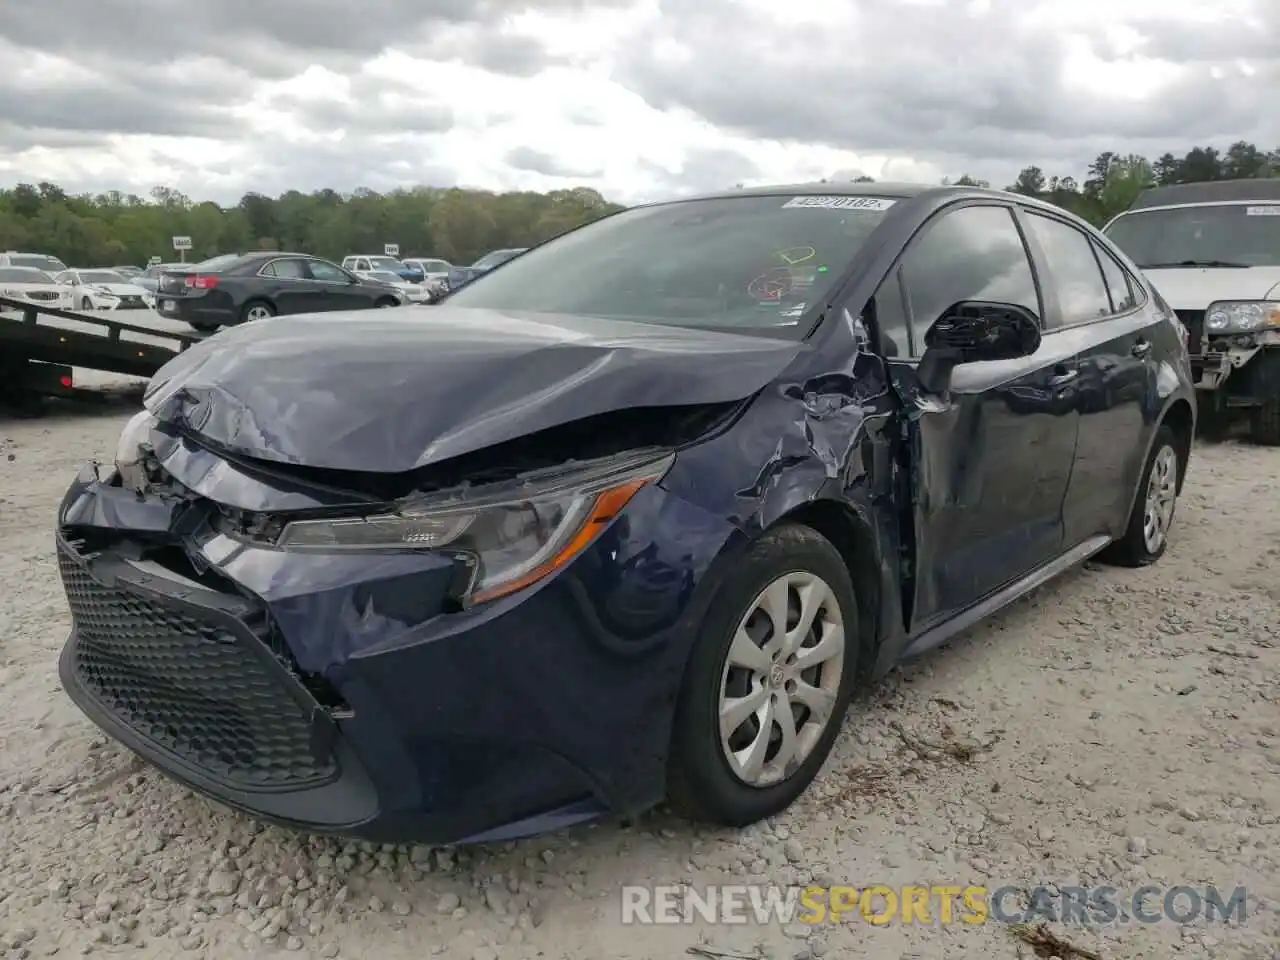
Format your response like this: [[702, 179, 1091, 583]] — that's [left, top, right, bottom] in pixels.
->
[[54, 396, 748, 843]]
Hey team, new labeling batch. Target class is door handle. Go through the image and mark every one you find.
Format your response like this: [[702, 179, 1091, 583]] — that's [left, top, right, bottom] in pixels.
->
[[1131, 339, 1151, 358], [1047, 368, 1079, 388]]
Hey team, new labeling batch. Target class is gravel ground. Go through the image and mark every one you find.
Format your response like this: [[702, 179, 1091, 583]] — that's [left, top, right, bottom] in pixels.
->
[[0, 385, 1277, 960]]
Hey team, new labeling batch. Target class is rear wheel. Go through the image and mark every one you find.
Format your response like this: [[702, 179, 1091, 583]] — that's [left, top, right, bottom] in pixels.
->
[[240, 300, 275, 323], [1249, 397, 1280, 446], [1098, 425, 1181, 567], [667, 524, 860, 827]]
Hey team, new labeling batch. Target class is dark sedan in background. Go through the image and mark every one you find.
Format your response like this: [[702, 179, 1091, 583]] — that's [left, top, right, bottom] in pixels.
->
[[155, 252, 405, 331], [444, 247, 527, 291]]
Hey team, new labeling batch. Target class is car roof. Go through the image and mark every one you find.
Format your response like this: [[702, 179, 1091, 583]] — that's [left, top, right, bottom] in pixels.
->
[[1128, 178, 1280, 210]]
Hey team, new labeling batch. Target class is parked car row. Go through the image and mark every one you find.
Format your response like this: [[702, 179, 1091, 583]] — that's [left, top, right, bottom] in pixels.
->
[[154, 252, 410, 330], [0, 265, 155, 312]]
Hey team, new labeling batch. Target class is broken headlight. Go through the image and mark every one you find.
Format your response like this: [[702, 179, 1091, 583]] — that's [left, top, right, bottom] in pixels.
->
[[275, 449, 675, 604], [1205, 300, 1280, 333], [115, 409, 159, 491]]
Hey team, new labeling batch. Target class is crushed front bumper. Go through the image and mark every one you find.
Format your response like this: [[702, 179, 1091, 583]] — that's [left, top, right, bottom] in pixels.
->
[[54, 461, 723, 843]]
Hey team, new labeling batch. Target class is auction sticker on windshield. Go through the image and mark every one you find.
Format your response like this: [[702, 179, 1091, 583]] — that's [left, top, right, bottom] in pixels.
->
[[782, 196, 897, 211]]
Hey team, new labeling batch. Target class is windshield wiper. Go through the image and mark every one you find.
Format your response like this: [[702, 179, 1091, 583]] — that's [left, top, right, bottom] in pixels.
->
[[1136, 259, 1250, 269]]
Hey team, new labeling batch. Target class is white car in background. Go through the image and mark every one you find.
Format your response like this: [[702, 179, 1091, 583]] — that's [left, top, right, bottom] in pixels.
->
[[353, 268, 430, 302], [0, 266, 73, 309], [402, 257, 453, 291], [54, 268, 155, 311], [0, 251, 70, 275]]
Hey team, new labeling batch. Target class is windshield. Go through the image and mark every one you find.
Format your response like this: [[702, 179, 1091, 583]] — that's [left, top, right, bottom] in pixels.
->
[[471, 249, 522, 269], [1105, 203, 1280, 267], [9, 255, 67, 272], [81, 270, 127, 284], [369, 271, 402, 283], [0, 267, 52, 282], [445, 195, 894, 336], [369, 257, 401, 271]]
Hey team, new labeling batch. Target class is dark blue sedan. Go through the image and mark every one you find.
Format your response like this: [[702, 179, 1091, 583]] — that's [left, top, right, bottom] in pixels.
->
[[55, 182, 1194, 844]]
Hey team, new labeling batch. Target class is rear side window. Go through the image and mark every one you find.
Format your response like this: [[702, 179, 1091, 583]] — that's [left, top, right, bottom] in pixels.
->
[[1022, 212, 1111, 327], [262, 259, 306, 279], [1092, 242, 1139, 313], [899, 205, 1041, 356]]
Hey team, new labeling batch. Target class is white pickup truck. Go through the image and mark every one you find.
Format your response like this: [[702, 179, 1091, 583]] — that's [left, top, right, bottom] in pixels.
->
[[1102, 179, 1280, 445]]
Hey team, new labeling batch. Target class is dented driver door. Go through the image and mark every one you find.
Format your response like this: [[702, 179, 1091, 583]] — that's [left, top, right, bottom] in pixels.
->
[[883, 203, 1081, 633]]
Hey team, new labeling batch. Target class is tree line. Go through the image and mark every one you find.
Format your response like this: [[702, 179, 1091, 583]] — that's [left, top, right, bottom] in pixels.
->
[[2, 141, 1278, 269]]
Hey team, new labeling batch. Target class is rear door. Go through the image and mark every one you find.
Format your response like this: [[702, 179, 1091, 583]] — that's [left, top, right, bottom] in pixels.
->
[[887, 202, 1081, 629], [1021, 210, 1165, 543]]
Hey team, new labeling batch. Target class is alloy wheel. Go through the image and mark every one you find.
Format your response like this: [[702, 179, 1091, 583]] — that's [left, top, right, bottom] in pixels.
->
[[246, 305, 272, 322], [1142, 445, 1178, 554], [717, 571, 845, 787]]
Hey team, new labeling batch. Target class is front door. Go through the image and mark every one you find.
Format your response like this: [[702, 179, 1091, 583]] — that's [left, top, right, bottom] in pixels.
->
[[305, 259, 366, 310], [881, 203, 1081, 630]]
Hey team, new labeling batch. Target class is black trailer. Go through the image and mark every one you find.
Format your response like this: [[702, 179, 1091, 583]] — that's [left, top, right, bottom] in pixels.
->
[[0, 295, 201, 414]]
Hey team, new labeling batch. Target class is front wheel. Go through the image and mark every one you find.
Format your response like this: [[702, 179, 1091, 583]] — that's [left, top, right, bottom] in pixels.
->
[[80, 297, 93, 310], [1098, 425, 1181, 567], [667, 523, 860, 827], [375, 297, 399, 308], [1249, 398, 1280, 446]]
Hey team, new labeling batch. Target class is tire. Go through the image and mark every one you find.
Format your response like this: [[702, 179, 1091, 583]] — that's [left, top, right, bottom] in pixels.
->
[[375, 297, 399, 308], [188, 320, 219, 332], [80, 297, 93, 311], [1248, 398, 1280, 446], [240, 300, 275, 324], [666, 523, 861, 827], [1097, 425, 1181, 567]]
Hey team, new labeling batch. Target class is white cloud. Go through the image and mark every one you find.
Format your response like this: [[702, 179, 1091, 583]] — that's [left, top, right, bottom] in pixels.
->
[[0, 0, 1275, 203]]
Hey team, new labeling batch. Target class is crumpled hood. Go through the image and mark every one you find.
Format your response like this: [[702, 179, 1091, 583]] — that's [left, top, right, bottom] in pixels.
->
[[1142, 267, 1280, 310], [143, 307, 804, 473]]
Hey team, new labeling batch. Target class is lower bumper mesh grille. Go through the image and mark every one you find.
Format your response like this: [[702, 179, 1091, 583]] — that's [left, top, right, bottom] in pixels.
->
[[57, 540, 337, 790]]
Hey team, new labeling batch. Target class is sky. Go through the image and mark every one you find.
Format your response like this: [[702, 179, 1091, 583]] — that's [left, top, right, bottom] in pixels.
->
[[0, 0, 1276, 205]]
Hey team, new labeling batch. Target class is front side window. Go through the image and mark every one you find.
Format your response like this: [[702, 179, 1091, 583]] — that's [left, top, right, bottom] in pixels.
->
[[1023, 212, 1111, 326], [1104, 202, 1280, 268], [899, 205, 1041, 341], [446, 195, 898, 338], [307, 260, 349, 283]]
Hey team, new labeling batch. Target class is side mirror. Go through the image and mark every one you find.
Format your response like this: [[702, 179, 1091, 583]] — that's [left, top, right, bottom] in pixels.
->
[[917, 300, 1041, 393]]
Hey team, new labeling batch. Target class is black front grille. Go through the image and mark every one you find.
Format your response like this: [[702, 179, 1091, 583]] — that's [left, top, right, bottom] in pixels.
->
[[116, 296, 147, 309], [1175, 309, 1205, 355], [57, 541, 337, 791]]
